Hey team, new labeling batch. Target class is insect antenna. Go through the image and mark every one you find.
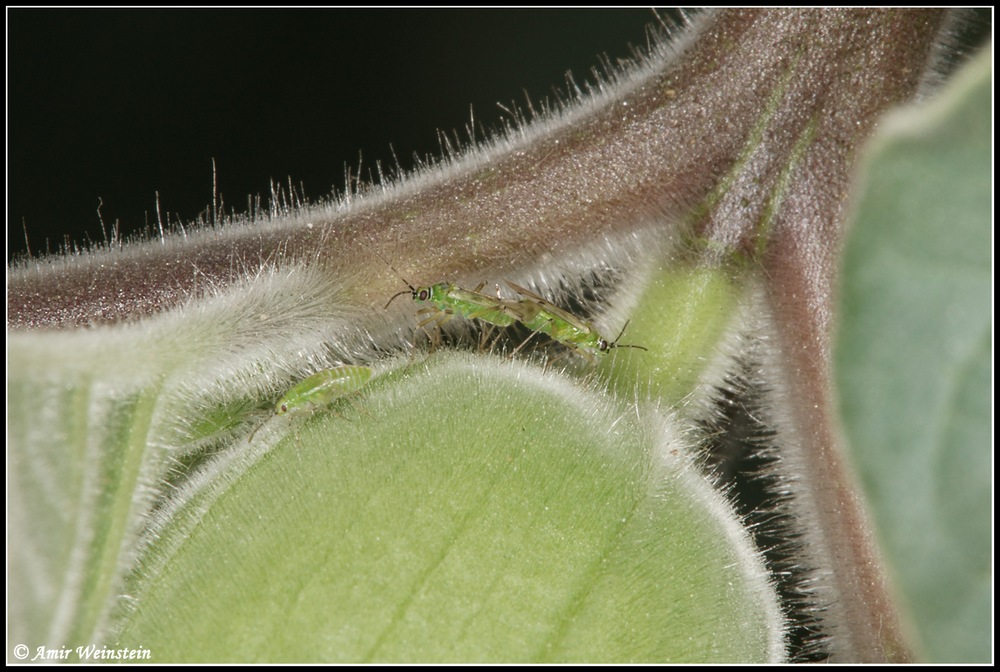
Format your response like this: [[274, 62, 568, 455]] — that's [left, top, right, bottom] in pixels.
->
[[360, 239, 420, 309], [246, 409, 272, 443], [604, 320, 649, 352], [379, 262, 420, 310], [384, 286, 416, 310]]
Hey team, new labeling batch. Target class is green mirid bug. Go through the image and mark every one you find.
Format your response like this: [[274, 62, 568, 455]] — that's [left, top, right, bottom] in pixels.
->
[[385, 279, 528, 331], [373, 246, 527, 332], [374, 246, 644, 360], [249, 365, 373, 442], [505, 281, 647, 360]]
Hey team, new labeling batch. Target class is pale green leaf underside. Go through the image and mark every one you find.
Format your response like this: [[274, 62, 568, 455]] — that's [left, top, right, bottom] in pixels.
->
[[835, 48, 992, 663]]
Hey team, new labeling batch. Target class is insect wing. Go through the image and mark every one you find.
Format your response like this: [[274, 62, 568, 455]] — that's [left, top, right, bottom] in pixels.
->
[[506, 280, 601, 344], [505, 281, 596, 333], [442, 285, 524, 327]]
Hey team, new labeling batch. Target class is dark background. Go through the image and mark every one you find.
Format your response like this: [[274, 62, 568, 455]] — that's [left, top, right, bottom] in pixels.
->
[[8, 9, 667, 262], [7, 10, 990, 264]]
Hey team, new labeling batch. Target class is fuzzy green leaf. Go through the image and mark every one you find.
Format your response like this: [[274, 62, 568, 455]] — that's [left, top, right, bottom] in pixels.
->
[[113, 354, 784, 662]]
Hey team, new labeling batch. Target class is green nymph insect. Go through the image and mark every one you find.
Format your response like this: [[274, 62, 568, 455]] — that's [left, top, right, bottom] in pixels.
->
[[274, 365, 374, 416], [249, 365, 373, 442], [505, 281, 648, 360]]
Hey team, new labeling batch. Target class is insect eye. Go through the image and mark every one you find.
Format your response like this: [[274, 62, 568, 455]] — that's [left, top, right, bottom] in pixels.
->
[[418, 289, 431, 301], [280, 403, 288, 414], [599, 339, 611, 352]]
